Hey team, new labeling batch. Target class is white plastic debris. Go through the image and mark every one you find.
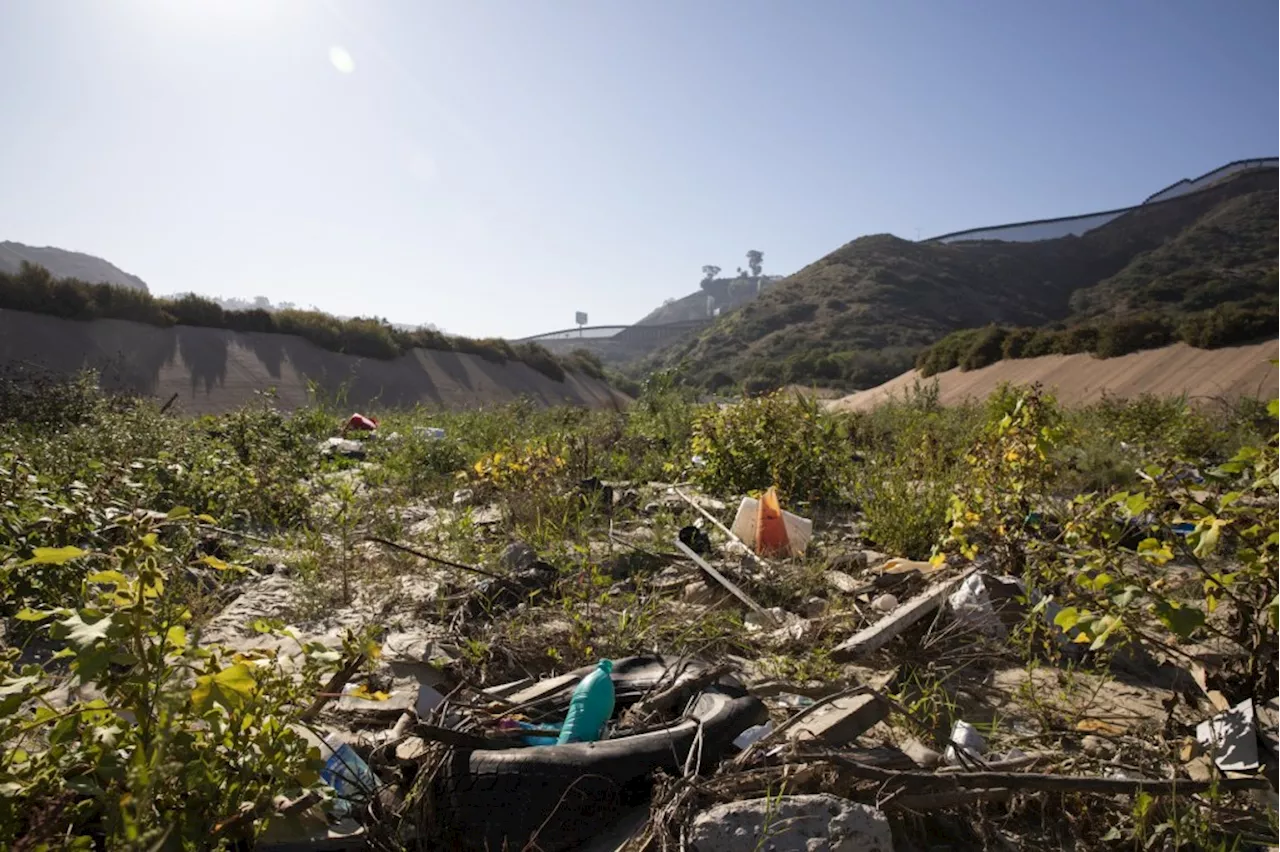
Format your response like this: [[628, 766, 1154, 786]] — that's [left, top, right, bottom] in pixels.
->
[[1196, 698, 1259, 772], [415, 426, 447, 440], [728, 497, 813, 557], [732, 721, 774, 749], [871, 593, 899, 613], [943, 720, 988, 765]]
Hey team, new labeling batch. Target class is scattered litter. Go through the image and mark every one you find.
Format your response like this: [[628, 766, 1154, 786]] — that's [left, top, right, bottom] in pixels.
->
[[343, 413, 378, 433], [944, 720, 988, 765], [320, 734, 379, 820], [871, 593, 899, 613], [788, 693, 889, 746], [318, 437, 366, 459], [678, 524, 713, 555], [832, 567, 975, 662], [1196, 698, 1259, 772], [733, 721, 774, 749], [826, 570, 862, 595], [415, 426, 447, 439], [557, 659, 615, 744], [947, 572, 1025, 637], [729, 490, 813, 557]]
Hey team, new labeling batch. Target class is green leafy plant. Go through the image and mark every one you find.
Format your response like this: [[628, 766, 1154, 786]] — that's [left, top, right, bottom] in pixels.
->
[[1, 513, 342, 850]]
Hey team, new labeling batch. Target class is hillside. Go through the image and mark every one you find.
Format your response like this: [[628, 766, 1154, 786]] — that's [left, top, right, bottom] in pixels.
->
[[636, 167, 1278, 391], [0, 308, 628, 414], [830, 338, 1278, 412], [0, 241, 149, 292]]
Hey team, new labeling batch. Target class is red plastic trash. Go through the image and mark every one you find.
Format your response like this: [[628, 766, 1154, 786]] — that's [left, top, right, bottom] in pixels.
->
[[344, 413, 378, 432]]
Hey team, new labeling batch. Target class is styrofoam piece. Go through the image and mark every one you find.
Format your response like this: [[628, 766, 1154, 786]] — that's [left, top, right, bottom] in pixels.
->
[[729, 497, 813, 557], [943, 719, 988, 765], [1196, 698, 1259, 772]]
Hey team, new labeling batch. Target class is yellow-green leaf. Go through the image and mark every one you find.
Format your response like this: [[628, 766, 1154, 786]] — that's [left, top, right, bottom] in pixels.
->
[[191, 663, 256, 713], [199, 555, 230, 571], [165, 625, 188, 649], [1053, 607, 1080, 631], [166, 506, 192, 520], [1193, 518, 1228, 558], [87, 570, 128, 587], [23, 546, 88, 566], [14, 608, 54, 622]]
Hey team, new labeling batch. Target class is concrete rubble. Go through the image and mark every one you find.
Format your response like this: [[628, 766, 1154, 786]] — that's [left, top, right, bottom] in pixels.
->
[[688, 794, 893, 852]]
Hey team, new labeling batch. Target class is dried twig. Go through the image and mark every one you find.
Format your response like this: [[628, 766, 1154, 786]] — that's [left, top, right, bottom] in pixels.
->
[[366, 535, 505, 580], [822, 753, 1270, 796], [299, 653, 365, 723]]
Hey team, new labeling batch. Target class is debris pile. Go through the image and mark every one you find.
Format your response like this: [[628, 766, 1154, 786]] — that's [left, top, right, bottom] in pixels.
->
[[193, 481, 1277, 851]]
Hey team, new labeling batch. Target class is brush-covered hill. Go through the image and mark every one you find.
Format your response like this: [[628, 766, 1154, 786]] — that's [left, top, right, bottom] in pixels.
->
[[638, 167, 1277, 391], [0, 241, 149, 292]]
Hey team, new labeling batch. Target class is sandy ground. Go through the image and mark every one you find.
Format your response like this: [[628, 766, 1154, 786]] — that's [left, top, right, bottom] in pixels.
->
[[829, 340, 1279, 412], [0, 309, 630, 414]]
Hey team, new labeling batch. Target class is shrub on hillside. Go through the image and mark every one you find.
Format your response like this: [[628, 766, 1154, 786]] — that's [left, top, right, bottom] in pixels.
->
[[1178, 302, 1278, 348], [1000, 327, 1036, 359], [0, 263, 587, 381], [1093, 314, 1174, 358], [959, 325, 1008, 371]]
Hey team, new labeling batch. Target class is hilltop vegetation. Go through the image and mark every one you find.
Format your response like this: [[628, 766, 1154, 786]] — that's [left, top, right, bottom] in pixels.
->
[[0, 241, 150, 292], [637, 168, 1278, 392], [0, 261, 601, 383]]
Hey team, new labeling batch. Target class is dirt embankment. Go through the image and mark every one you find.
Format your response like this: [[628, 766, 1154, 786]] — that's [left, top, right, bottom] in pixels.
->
[[830, 340, 1279, 412], [0, 309, 629, 414]]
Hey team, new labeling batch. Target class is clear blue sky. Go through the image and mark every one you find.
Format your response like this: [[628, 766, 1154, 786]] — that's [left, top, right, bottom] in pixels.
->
[[1, 1, 1275, 338]]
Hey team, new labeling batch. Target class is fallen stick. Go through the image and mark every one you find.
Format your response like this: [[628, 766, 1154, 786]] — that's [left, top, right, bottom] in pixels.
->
[[823, 754, 1271, 796], [886, 788, 1013, 809], [830, 567, 975, 662], [367, 535, 505, 581], [300, 653, 365, 723], [674, 539, 777, 627], [626, 664, 732, 720], [414, 723, 529, 750]]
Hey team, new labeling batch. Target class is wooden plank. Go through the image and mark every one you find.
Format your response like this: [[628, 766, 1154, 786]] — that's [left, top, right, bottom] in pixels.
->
[[830, 567, 974, 662], [674, 539, 778, 626]]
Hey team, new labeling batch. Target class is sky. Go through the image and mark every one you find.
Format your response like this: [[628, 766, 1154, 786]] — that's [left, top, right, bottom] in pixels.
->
[[0, 1, 1276, 339]]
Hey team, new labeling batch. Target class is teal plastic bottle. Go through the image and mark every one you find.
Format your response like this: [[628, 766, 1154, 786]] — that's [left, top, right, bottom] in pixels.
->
[[557, 659, 615, 744]]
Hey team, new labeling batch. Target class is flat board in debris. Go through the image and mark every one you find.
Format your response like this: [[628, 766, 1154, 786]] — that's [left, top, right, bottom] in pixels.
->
[[831, 566, 975, 662]]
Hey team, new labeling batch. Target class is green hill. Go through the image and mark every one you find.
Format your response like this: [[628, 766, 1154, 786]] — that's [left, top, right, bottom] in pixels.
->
[[635, 168, 1277, 391]]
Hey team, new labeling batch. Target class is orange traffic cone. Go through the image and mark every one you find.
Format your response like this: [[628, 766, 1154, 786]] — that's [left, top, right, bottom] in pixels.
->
[[754, 487, 791, 557]]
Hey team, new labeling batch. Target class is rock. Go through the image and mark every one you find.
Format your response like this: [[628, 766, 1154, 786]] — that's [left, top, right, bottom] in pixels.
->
[[689, 794, 893, 852], [501, 542, 539, 572], [1184, 754, 1215, 783], [684, 581, 730, 607], [902, 738, 942, 768], [861, 549, 890, 570], [801, 596, 829, 618], [829, 551, 868, 572], [318, 437, 366, 459], [826, 570, 861, 595], [871, 593, 899, 613], [452, 488, 475, 506], [1081, 735, 1114, 758]]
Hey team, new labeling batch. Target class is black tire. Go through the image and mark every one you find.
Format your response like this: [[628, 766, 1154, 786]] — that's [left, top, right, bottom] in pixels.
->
[[437, 658, 767, 852]]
